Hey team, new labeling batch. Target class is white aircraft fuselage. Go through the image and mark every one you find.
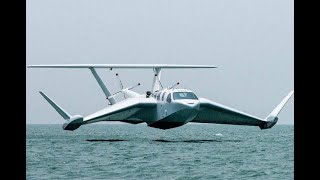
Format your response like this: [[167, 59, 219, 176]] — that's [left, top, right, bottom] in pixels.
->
[[81, 88, 200, 130], [147, 88, 200, 129]]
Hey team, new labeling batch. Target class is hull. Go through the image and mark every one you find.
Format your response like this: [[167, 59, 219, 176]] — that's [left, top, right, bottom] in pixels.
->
[[148, 109, 199, 129]]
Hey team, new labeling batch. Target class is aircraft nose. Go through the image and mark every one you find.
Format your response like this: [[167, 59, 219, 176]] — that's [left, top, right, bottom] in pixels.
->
[[180, 100, 200, 110]]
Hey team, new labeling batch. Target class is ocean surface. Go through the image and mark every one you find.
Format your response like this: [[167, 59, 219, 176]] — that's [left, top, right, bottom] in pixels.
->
[[27, 124, 293, 180]]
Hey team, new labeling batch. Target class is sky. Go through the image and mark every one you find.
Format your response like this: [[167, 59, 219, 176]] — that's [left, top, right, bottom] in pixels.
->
[[26, 0, 294, 124]]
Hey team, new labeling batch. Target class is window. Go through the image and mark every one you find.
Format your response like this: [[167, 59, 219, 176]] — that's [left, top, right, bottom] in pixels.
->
[[157, 93, 161, 100], [173, 92, 198, 100], [162, 92, 166, 101], [166, 93, 171, 103]]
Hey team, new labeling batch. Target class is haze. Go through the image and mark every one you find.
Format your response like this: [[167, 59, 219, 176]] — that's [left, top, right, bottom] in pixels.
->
[[26, 0, 294, 124]]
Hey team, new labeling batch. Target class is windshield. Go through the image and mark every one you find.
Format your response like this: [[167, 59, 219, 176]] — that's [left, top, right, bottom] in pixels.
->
[[173, 92, 198, 100]]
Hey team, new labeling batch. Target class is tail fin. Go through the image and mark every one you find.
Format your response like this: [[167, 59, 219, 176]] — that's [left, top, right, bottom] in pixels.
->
[[39, 91, 83, 131], [260, 91, 294, 129]]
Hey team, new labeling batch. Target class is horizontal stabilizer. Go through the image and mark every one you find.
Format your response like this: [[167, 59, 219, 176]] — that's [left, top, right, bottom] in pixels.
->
[[28, 64, 217, 69]]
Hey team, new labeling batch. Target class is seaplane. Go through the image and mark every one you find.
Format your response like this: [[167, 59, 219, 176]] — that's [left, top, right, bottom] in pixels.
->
[[27, 64, 293, 131]]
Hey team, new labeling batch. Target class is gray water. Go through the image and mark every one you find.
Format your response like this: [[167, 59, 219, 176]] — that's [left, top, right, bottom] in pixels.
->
[[27, 124, 293, 180]]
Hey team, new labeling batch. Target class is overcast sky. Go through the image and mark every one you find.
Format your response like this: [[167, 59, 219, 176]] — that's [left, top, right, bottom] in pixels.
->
[[26, 0, 294, 125]]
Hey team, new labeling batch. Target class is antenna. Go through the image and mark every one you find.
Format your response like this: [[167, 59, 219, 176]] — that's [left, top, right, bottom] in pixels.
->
[[115, 73, 124, 89], [128, 83, 141, 90], [115, 73, 126, 99], [168, 82, 180, 89], [106, 83, 141, 100]]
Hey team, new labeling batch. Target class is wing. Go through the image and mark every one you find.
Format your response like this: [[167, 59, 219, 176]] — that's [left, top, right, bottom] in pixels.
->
[[27, 64, 217, 69], [192, 98, 266, 127], [82, 98, 157, 125]]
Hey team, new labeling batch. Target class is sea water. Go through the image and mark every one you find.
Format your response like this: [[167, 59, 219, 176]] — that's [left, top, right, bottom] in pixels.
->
[[27, 124, 293, 180]]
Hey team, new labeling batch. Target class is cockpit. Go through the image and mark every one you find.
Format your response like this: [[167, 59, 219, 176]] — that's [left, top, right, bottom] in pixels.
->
[[172, 92, 198, 100]]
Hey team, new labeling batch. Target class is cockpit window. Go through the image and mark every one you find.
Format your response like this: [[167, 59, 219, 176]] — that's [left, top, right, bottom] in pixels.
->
[[162, 92, 166, 101], [166, 93, 172, 103], [173, 92, 198, 100]]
